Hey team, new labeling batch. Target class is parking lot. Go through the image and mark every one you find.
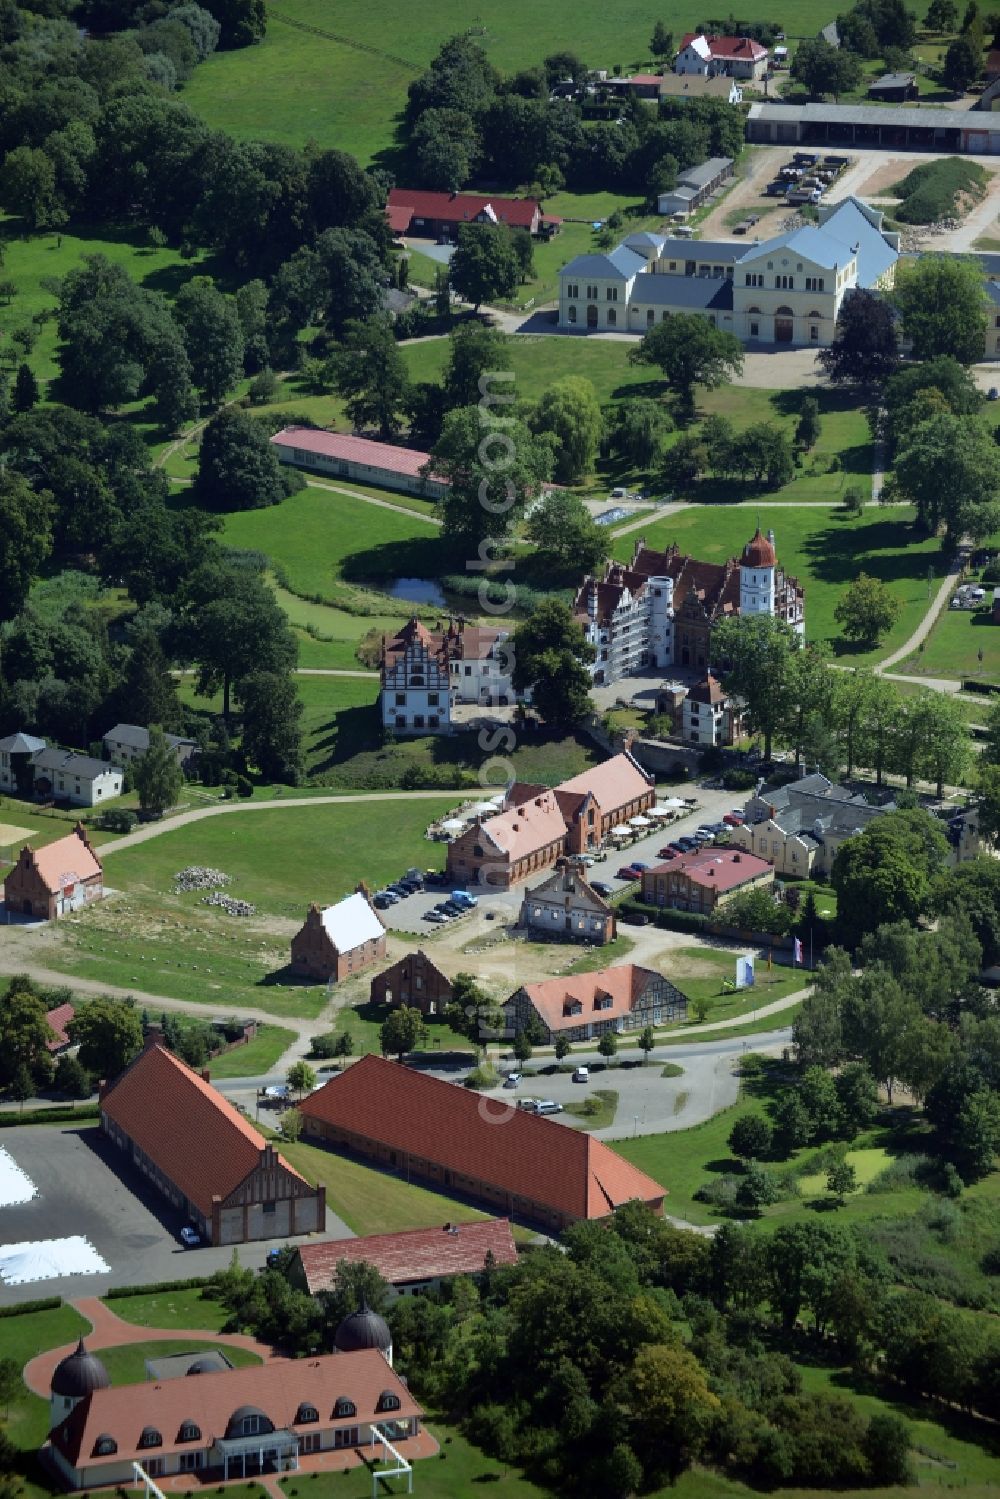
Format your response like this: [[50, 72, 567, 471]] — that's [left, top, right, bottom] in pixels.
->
[[0, 1126, 351, 1304]]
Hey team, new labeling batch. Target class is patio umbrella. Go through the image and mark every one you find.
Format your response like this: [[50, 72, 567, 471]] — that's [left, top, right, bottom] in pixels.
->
[[662, 796, 687, 808], [629, 814, 652, 827], [611, 826, 632, 838], [650, 805, 672, 818], [470, 801, 496, 814], [441, 818, 466, 833]]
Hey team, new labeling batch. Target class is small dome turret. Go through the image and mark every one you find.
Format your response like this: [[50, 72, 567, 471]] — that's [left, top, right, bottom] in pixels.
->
[[333, 1300, 392, 1357], [51, 1341, 110, 1399]]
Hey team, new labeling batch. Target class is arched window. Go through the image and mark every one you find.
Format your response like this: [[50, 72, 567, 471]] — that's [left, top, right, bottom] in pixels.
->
[[177, 1422, 201, 1444], [567, 305, 577, 323], [138, 1428, 162, 1450], [775, 305, 793, 317], [333, 1397, 357, 1419], [93, 1436, 117, 1457], [376, 1391, 401, 1414], [296, 1404, 319, 1425]]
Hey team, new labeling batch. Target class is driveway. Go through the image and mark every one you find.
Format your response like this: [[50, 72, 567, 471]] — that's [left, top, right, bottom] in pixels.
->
[[0, 1125, 352, 1305]]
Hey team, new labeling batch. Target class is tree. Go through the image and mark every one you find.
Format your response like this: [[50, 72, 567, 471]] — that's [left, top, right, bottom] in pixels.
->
[[330, 316, 410, 438], [511, 598, 595, 728], [891, 256, 988, 365], [976, 763, 1000, 846], [9, 1063, 33, 1111], [736, 1162, 781, 1212], [286, 1060, 316, 1097], [54, 1053, 92, 1099], [0, 470, 54, 623], [630, 313, 743, 419], [279, 1107, 303, 1142], [925, 0, 959, 26], [443, 324, 512, 409], [834, 572, 903, 647], [651, 19, 674, 54], [819, 287, 900, 385], [826, 1159, 858, 1203], [444, 973, 506, 1048], [855, 673, 901, 786], [449, 222, 520, 311], [512, 1030, 533, 1063], [618, 1342, 719, 1482], [193, 408, 290, 511], [835, 1061, 879, 1136], [800, 1064, 843, 1139], [178, 558, 296, 720], [596, 1029, 619, 1065], [429, 406, 552, 553], [790, 36, 864, 97], [728, 1115, 772, 1161], [660, 430, 706, 488], [201, 0, 266, 48], [0, 978, 56, 1085], [380, 1004, 427, 1059], [133, 726, 184, 817], [554, 1034, 572, 1060], [0, 146, 65, 230], [525, 490, 606, 576], [891, 413, 999, 540], [909, 691, 970, 796], [943, 31, 980, 88], [12, 362, 38, 412], [607, 398, 672, 469], [638, 1026, 655, 1063], [237, 671, 303, 783], [795, 396, 821, 450], [711, 614, 800, 760], [774, 1090, 814, 1150], [175, 276, 245, 406], [530, 377, 602, 483], [832, 807, 949, 948], [68, 997, 143, 1080]]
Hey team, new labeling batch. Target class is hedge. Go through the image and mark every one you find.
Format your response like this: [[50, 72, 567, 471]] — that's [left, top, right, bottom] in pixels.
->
[[963, 679, 1000, 696], [0, 1296, 62, 1318], [0, 1105, 100, 1127], [619, 899, 710, 934], [104, 1277, 212, 1299]]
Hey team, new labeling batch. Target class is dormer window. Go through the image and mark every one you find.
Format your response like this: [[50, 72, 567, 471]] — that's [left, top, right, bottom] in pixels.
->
[[376, 1391, 401, 1414], [93, 1436, 117, 1457], [296, 1404, 319, 1425], [178, 1422, 201, 1443], [138, 1428, 162, 1450], [333, 1397, 357, 1419]]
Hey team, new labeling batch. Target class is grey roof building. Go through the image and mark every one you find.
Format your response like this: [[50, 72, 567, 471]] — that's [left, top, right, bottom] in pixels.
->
[[103, 723, 197, 765], [734, 772, 895, 877], [0, 732, 46, 755]]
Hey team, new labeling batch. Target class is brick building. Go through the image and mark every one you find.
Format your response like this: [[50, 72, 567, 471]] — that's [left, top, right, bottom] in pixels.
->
[[518, 859, 616, 944], [504, 963, 686, 1044], [100, 1042, 325, 1245], [369, 950, 453, 1014], [290, 892, 387, 982], [640, 847, 773, 915], [298, 1055, 665, 1231], [288, 1218, 518, 1301], [3, 824, 104, 920]]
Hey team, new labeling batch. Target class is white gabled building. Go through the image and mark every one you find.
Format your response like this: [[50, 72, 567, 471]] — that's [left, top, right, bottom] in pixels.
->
[[379, 617, 516, 735]]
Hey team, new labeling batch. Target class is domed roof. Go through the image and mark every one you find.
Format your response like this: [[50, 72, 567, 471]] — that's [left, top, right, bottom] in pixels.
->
[[51, 1340, 111, 1398], [333, 1300, 392, 1355], [742, 527, 776, 568], [186, 1358, 217, 1375]]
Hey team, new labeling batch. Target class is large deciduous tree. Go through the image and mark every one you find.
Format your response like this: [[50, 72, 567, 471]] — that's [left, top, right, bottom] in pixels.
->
[[818, 288, 899, 386], [891, 412, 999, 540], [428, 405, 553, 552], [68, 996, 143, 1081], [529, 376, 602, 483], [833, 572, 903, 647], [525, 489, 606, 577], [790, 37, 864, 97], [0, 471, 53, 622], [449, 222, 520, 311], [891, 255, 988, 365], [832, 807, 950, 948], [237, 670, 303, 783], [711, 614, 800, 761], [329, 316, 410, 438], [193, 408, 291, 511], [174, 275, 246, 407], [176, 557, 296, 718], [511, 598, 595, 728], [629, 313, 743, 419]]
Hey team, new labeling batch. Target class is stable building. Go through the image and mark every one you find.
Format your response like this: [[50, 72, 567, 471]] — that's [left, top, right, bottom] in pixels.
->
[[298, 1054, 666, 1231], [270, 427, 449, 500], [100, 1042, 325, 1245], [504, 964, 687, 1044], [288, 1218, 518, 1301], [658, 156, 734, 217], [3, 824, 104, 921], [385, 187, 558, 239], [290, 892, 387, 983], [519, 858, 616, 944], [746, 100, 1000, 153], [369, 950, 453, 1014], [47, 1342, 422, 1490]]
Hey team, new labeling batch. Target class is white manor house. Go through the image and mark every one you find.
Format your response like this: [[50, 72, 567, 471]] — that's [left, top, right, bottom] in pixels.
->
[[558, 197, 899, 347]]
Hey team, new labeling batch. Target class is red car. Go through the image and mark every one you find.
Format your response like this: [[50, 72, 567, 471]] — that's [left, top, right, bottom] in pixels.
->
[[657, 846, 677, 859], [723, 812, 745, 827]]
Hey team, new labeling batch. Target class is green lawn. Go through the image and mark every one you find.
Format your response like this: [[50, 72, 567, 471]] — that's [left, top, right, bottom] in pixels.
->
[[613, 503, 942, 665], [896, 602, 1000, 686], [320, 1001, 471, 1057], [656, 946, 808, 1031], [401, 333, 665, 409], [3, 1304, 89, 1452], [198, 1022, 296, 1077], [656, 1003, 805, 1046], [96, 1338, 261, 1386], [104, 1285, 231, 1331], [272, 584, 407, 672], [278, 1422, 547, 1498], [277, 1137, 497, 1235]]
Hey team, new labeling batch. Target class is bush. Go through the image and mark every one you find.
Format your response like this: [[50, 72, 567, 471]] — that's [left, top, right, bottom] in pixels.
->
[[0, 1296, 62, 1317], [722, 767, 756, 790], [98, 807, 137, 833], [105, 1277, 211, 1298], [465, 1063, 500, 1090], [235, 774, 253, 797], [0, 1104, 99, 1127]]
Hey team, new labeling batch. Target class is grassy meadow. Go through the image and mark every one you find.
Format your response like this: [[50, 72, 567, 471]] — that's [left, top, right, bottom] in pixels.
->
[[897, 602, 1000, 686]]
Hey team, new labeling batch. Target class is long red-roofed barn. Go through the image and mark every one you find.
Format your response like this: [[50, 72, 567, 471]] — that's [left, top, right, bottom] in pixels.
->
[[385, 187, 560, 239], [297, 1054, 666, 1231], [270, 427, 448, 499], [100, 1042, 325, 1245], [288, 1218, 518, 1300], [3, 823, 104, 920]]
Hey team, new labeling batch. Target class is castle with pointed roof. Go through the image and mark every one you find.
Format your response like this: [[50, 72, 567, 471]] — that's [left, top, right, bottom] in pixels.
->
[[575, 526, 804, 682]]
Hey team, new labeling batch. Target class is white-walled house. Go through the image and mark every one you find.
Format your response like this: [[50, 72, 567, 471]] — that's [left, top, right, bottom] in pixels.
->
[[675, 32, 769, 79], [681, 674, 744, 746], [270, 427, 449, 500], [28, 748, 123, 808], [379, 617, 515, 734]]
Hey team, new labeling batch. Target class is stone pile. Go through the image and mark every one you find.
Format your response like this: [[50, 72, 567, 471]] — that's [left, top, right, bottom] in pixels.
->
[[201, 891, 256, 916], [173, 866, 233, 892]]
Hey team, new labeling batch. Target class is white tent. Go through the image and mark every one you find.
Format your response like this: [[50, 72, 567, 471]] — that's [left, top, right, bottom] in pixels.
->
[[650, 805, 673, 818], [662, 796, 687, 808], [0, 1148, 36, 1209], [469, 801, 497, 815], [630, 814, 652, 827], [441, 818, 467, 833], [611, 825, 632, 838]]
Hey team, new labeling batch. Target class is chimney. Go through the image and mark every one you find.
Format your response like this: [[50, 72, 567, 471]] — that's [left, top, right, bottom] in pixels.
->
[[733, 853, 741, 862], [201, 1068, 211, 1082]]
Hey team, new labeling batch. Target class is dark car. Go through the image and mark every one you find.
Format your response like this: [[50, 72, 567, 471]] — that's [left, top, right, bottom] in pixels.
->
[[620, 911, 651, 927], [425, 870, 447, 886], [667, 841, 686, 855], [590, 880, 613, 896], [657, 846, 677, 859], [631, 861, 649, 871], [677, 837, 698, 851], [617, 865, 639, 880]]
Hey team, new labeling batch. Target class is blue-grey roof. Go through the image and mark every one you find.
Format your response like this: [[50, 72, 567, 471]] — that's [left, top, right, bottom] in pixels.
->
[[629, 274, 734, 310], [657, 238, 745, 263], [678, 156, 734, 189], [735, 198, 897, 287], [739, 225, 847, 270], [870, 72, 915, 88], [623, 231, 666, 250], [0, 732, 46, 754], [560, 246, 646, 280], [748, 99, 1000, 132], [30, 747, 114, 779], [972, 252, 1000, 277]]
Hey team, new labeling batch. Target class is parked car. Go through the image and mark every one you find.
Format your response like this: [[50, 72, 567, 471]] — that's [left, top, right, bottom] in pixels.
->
[[504, 1072, 522, 1089], [535, 1100, 563, 1115], [377, 889, 401, 903], [573, 1066, 590, 1083], [617, 865, 640, 879], [424, 910, 448, 922], [657, 846, 677, 859], [632, 860, 649, 871], [180, 1226, 201, 1248], [578, 854, 596, 867], [518, 1098, 542, 1112], [677, 837, 698, 851], [450, 890, 479, 908], [374, 895, 395, 910], [989, 387, 999, 401], [425, 869, 447, 885], [590, 880, 613, 896], [620, 911, 651, 926]]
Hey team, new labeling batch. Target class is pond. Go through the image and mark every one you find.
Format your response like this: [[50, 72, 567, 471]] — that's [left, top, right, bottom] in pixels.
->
[[388, 577, 448, 607]]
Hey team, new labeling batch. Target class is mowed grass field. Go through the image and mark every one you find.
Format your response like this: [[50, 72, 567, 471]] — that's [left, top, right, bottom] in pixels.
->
[[612, 503, 941, 665], [180, 0, 831, 164], [897, 602, 1000, 686]]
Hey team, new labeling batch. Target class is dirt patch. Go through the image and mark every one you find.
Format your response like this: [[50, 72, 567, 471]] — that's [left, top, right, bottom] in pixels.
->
[[854, 157, 911, 198]]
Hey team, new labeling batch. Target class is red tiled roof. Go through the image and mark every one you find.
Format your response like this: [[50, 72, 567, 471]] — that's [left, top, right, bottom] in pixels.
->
[[52, 1350, 421, 1470], [517, 964, 657, 1033], [742, 526, 777, 567], [15, 824, 102, 897], [295, 1218, 518, 1294], [646, 847, 772, 893], [680, 31, 768, 58], [45, 1002, 74, 1052], [386, 187, 546, 231], [627, 72, 663, 85], [464, 790, 569, 863], [299, 1055, 665, 1221], [557, 752, 654, 815], [101, 1045, 305, 1217], [270, 426, 442, 482], [686, 673, 727, 706]]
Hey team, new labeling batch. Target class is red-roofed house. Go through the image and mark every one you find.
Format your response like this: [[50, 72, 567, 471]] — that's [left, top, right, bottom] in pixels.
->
[[640, 847, 773, 915], [505, 963, 686, 1044], [100, 1042, 325, 1245], [288, 1217, 518, 1298], [386, 188, 558, 240], [3, 824, 104, 921], [681, 673, 745, 747], [676, 32, 769, 78], [270, 427, 448, 500], [48, 1349, 424, 1490], [45, 1003, 75, 1054], [298, 1054, 666, 1230]]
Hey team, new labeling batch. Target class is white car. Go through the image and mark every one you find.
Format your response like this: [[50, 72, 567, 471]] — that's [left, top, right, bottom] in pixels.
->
[[573, 1066, 590, 1083], [504, 1072, 522, 1089], [180, 1226, 201, 1248]]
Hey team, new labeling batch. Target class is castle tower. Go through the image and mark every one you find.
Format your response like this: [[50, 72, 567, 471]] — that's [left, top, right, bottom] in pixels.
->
[[739, 526, 777, 618], [49, 1340, 110, 1432], [646, 575, 675, 668]]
